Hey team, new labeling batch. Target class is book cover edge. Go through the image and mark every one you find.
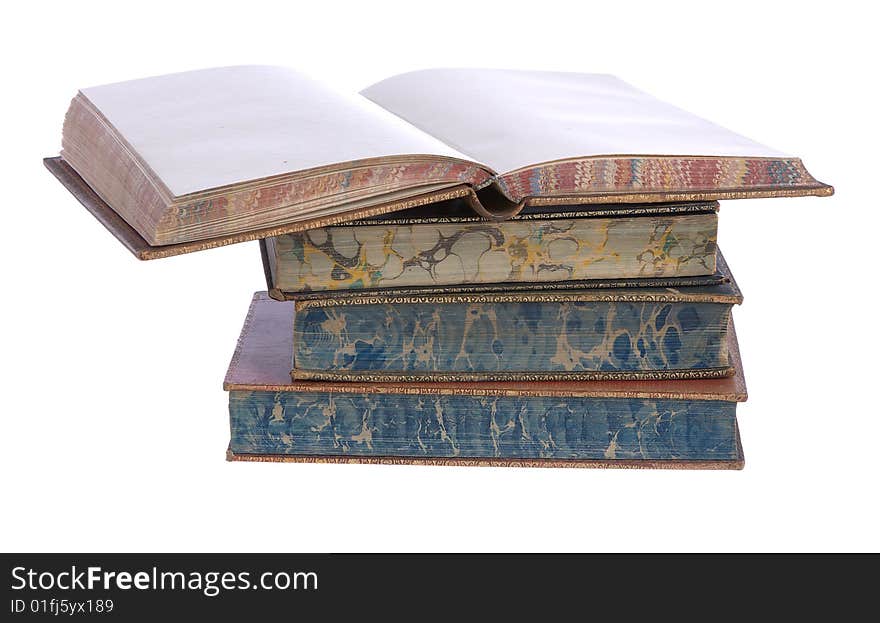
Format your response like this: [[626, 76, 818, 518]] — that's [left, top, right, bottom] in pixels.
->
[[224, 292, 748, 402], [45, 155, 831, 261], [225, 421, 744, 470]]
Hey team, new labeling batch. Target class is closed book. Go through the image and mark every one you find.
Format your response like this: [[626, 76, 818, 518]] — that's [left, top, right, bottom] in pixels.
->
[[290, 252, 741, 382], [226, 293, 747, 469], [263, 199, 719, 295]]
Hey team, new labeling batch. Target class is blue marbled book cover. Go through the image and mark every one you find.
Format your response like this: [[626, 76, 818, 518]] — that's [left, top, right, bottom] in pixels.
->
[[294, 298, 734, 381], [225, 293, 747, 468], [230, 390, 738, 461], [291, 258, 741, 381]]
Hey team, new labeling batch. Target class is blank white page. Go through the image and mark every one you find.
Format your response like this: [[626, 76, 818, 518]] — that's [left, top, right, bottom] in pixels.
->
[[362, 69, 786, 173], [81, 66, 472, 197]]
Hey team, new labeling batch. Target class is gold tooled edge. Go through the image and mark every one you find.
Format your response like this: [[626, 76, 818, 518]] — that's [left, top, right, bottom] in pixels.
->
[[344, 200, 720, 226], [225, 423, 744, 470], [280, 273, 727, 301], [246, 382, 746, 401], [290, 367, 734, 383], [294, 290, 740, 309]]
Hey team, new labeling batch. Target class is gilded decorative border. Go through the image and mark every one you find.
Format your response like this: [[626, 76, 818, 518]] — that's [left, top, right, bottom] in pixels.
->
[[338, 200, 719, 226], [290, 366, 734, 383], [280, 274, 727, 302], [293, 289, 742, 310], [232, 381, 746, 401]]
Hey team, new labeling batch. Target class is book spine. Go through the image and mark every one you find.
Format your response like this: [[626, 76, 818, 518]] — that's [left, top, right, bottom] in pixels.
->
[[229, 390, 739, 461], [270, 213, 717, 292], [292, 300, 732, 379]]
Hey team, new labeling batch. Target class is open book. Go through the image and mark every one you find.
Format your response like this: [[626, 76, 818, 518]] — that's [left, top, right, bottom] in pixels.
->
[[57, 66, 831, 254]]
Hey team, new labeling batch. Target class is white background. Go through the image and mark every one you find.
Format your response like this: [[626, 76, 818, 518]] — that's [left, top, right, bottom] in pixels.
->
[[1, 0, 876, 552]]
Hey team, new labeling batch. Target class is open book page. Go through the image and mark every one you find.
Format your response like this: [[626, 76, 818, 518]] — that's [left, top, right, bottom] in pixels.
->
[[361, 69, 786, 173], [80, 65, 478, 198], [362, 69, 829, 205], [56, 66, 831, 252]]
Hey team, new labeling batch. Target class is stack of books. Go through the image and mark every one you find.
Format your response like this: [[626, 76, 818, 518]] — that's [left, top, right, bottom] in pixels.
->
[[48, 66, 831, 469]]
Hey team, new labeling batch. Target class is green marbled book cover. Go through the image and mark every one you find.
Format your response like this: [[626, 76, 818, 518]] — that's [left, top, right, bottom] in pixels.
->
[[267, 203, 718, 293]]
